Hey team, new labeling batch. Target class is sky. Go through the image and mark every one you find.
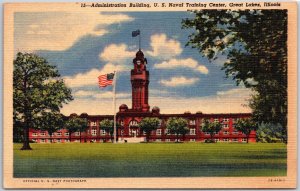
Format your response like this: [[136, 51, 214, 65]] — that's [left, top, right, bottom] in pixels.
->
[[14, 11, 252, 115]]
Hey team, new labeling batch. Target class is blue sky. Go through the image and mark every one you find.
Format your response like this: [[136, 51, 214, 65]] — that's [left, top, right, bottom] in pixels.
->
[[14, 11, 251, 115]]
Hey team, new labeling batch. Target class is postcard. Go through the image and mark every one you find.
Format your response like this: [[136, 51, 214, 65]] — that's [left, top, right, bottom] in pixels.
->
[[3, 1, 297, 189]]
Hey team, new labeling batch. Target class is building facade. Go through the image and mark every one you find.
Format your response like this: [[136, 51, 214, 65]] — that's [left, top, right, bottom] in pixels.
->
[[29, 49, 256, 143]]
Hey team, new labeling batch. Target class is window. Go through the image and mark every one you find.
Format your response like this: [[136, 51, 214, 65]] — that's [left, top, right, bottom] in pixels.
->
[[74, 132, 80, 136], [91, 139, 96, 143], [190, 128, 196, 135], [40, 133, 46, 136], [90, 121, 97, 126], [223, 138, 229, 142], [223, 131, 229, 135], [101, 130, 106, 135], [214, 131, 219, 135], [156, 129, 162, 135], [204, 132, 210, 135], [74, 139, 80, 142], [65, 139, 69, 142], [214, 118, 219, 122], [233, 130, 239, 135], [165, 129, 170, 135], [32, 139, 37, 142], [91, 129, 97, 136], [156, 139, 161, 142], [165, 139, 170, 142], [57, 139, 61, 143], [232, 124, 236, 128], [223, 118, 229, 122], [232, 138, 238, 142], [223, 124, 229, 128], [64, 132, 69, 136], [56, 132, 62, 136], [242, 138, 247, 142], [32, 133, 38, 136], [129, 120, 138, 127], [40, 139, 45, 143], [189, 120, 196, 125], [214, 138, 220, 142], [190, 139, 196, 142]]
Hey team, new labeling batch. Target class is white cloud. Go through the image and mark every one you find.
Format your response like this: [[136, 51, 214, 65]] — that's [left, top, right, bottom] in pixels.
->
[[146, 33, 182, 60], [99, 44, 136, 63], [60, 88, 253, 115], [63, 63, 127, 88], [154, 58, 209, 74], [17, 12, 134, 51], [160, 76, 199, 87]]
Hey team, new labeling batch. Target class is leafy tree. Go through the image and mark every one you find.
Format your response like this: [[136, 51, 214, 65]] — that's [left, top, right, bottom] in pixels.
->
[[235, 118, 258, 143], [182, 10, 287, 140], [100, 119, 116, 142], [65, 114, 88, 142], [256, 123, 286, 143], [166, 117, 188, 142], [13, 52, 73, 150], [201, 119, 222, 142], [35, 112, 64, 143], [139, 117, 160, 142]]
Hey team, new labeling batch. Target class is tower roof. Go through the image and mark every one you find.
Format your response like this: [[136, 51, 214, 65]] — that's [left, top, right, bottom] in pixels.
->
[[136, 50, 144, 60]]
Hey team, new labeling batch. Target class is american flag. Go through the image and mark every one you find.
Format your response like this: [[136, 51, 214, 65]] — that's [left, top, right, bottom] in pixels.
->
[[98, 73, 114, 87]]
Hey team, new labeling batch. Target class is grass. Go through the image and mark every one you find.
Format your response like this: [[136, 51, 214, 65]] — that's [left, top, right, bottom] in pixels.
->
[[14, 143, 287, 178]]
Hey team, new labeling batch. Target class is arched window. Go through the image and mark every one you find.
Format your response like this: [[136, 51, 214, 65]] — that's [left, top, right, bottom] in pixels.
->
[[129, 120, 138, 127]]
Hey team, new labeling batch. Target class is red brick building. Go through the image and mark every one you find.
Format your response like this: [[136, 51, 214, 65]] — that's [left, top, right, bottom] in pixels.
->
[[29, 50, 256, 143]]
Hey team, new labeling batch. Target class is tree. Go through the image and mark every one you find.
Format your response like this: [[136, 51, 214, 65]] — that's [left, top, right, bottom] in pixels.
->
[[139, 117, 160, 142], [13, 52, 73, 150], [182, 10, 287, 140], [35, 112, 64, 143], [235, 118, 258, 143], [256, 123, 286, 143], [64, 114, 88, 143], [166, 117, 188, 142], [100, 119, 115, 142], [201, 119, 222, 143]]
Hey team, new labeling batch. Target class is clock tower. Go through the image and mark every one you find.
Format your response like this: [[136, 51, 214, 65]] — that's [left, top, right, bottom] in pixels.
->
[[131, 50, 150, 112]]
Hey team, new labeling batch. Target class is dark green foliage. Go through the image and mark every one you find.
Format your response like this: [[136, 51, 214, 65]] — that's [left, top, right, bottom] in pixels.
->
[[182, 10, 287, 140], [99, 119, 117, 142], [235, 118, 258, 143], [139, 117, 160, 142], [166, 117, 189, 142], [35, 112, 65, 143], [13, 52, 73, 150], [201, 119, 222, 142], [65, 115, 88, 142], [256, 123, 286, 143]]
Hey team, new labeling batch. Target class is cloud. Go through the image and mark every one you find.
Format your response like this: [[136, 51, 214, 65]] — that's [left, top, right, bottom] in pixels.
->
[[160, 76, 199, 87], [146, 33, 182, 60], [74, 90, 130, 99], [63, 63, 127, 88], [60, 87, 252, 115], [154, 58, 209, 74], [16, 12, 134, 51], [99, 44, 136, 63]]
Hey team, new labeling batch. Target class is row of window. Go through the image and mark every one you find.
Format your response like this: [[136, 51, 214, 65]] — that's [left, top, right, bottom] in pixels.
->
[[33, 128, 243, 137], [88, 118, 241, 127]]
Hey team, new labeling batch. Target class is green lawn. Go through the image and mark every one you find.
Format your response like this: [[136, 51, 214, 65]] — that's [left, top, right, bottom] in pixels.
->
[[14, 143, 287, 178]]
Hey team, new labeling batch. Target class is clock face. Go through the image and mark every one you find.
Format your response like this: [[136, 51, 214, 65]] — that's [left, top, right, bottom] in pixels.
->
[[137, 60, 141, 65]]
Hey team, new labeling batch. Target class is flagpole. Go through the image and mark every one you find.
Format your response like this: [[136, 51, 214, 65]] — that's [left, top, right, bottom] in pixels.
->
[[113, 71, 117, 143], [139, 31, 141, 50]]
